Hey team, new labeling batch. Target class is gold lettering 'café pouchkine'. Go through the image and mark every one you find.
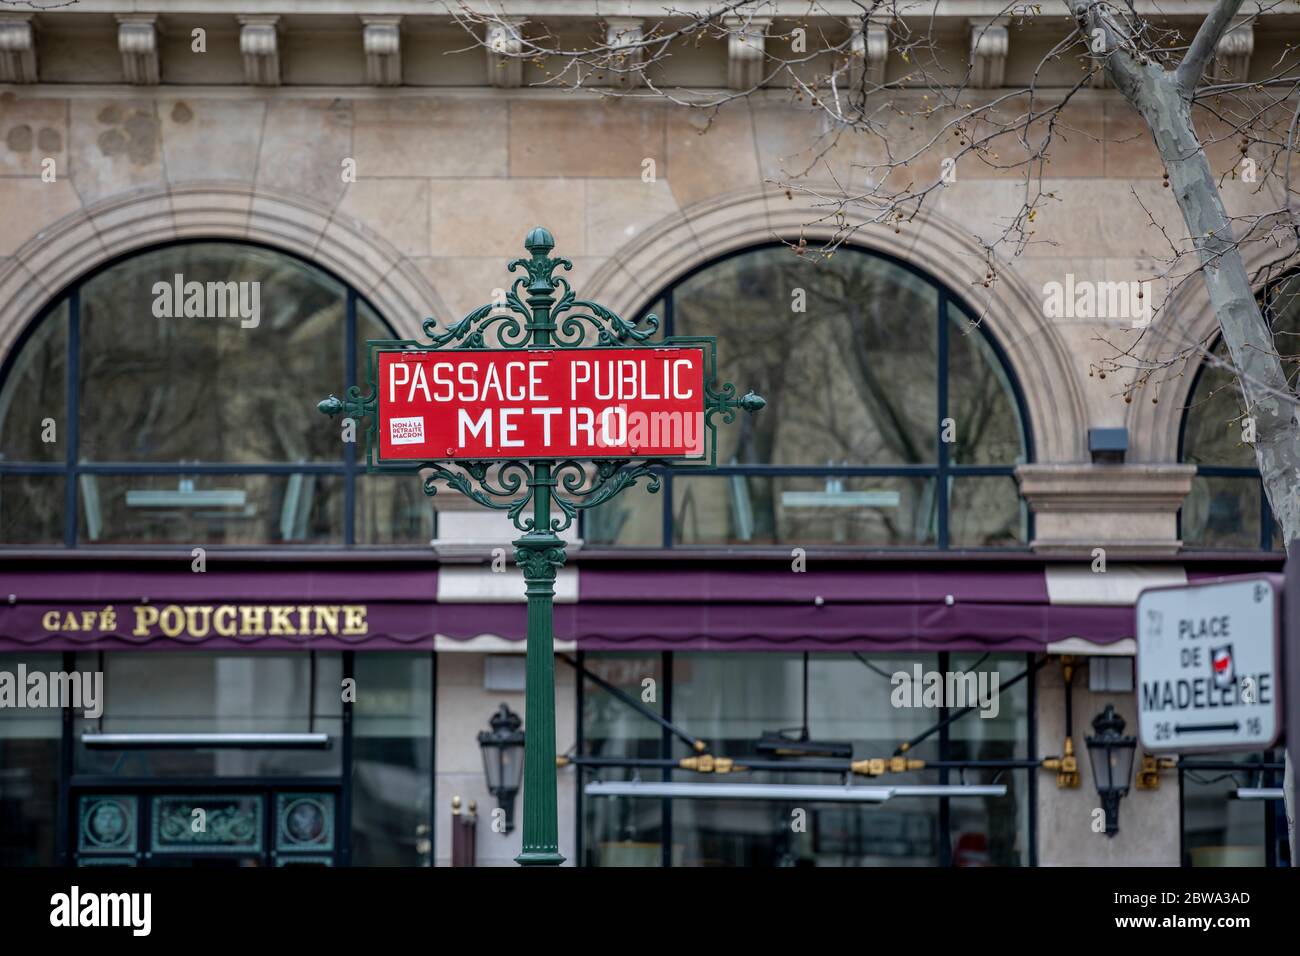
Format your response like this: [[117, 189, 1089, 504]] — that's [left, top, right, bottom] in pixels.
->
[[40, 604, 369, 639]]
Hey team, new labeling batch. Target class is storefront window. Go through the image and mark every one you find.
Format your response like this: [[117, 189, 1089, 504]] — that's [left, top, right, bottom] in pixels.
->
[[0, 242, 434, 547], [582, 246, 1030, 548], [1180, 751, 1287, 867], [72, 652, 343, 778], [582, 653, 665, 866], [0, 653, 62, 865], [579, 651, 1033, 867], [351, 653, 434, 866], [1179, 274, 1299, 549]]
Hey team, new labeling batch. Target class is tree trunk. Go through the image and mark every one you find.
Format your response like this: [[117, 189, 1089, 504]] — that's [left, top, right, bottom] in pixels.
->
[[1070, 0, 1300, 862]]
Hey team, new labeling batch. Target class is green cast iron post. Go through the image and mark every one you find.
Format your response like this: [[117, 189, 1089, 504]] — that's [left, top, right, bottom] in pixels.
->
[[514, 227, 565, 865], [318, 225, 763, 868]]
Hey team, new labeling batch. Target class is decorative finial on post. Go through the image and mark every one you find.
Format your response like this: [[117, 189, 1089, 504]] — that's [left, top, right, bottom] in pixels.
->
[[523, 225, 555, 257]]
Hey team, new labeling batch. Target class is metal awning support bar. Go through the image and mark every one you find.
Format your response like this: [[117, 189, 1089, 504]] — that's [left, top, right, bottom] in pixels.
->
[[561, 753, 1042, 774], [889, 785, 1010, 798], [82, 733, 331, 749], [562, 654, 706, 753], [585, 781, 1008, 801], [587, 781, 894, 801]]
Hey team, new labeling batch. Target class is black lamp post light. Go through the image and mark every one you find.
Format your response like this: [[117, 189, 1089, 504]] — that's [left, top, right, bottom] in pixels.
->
[[478, 703, 526, 833], [1085, 704, 1138, 837]]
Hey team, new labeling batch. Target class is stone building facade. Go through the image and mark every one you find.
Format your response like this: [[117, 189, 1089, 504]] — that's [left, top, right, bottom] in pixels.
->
[[0, 2, 1290, 867]]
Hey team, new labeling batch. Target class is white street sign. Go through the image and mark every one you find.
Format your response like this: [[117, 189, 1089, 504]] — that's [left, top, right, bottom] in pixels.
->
[[1135, 575, 1282, 753]]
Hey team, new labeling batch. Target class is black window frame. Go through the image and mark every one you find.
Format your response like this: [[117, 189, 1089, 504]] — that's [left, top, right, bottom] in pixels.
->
[[1177, 349, 1281, 552], [574, 649, 1039, 868], [0, 238, 397, 549], [580, 242, 1037, 550]]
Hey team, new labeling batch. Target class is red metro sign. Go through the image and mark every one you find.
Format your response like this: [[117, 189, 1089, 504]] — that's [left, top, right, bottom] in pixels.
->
[[376, 347, 707, 462]]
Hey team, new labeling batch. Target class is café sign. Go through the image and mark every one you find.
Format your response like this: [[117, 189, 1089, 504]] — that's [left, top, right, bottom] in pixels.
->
[[37, 604, 370, 640]]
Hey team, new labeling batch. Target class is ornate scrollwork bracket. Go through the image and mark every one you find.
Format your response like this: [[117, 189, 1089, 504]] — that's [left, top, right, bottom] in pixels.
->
[[317, 226, 765, 539]]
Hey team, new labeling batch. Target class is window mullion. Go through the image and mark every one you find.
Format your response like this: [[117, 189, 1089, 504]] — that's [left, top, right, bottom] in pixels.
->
[[65, 288, 80, 548], [937, 293, 950, 549], [345, 288, 358, 546]]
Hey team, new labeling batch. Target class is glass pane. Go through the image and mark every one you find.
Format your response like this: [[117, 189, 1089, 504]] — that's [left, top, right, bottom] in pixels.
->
[[0, 653, 62, 865], [672, 247, 939, 466], [582, 478, 663, 546], [583, 653, 664, 867], [352, 654, 432, 866], [355, 298, 392, 393], [948, 475, 1026, 547], [1182, 751, 1276, 866], [672, 474, 936, 546], [77, 243, 347, 464], [0, 473, 64, 544], [1181, 340, 1254, 468], [946, 653, 1031, 866], [667, 653, 942, 867], [1261, 272, 1300, 359], [73, 652, 343, 778], [0, 300, 67, 463], [75, 472, 343, 545], [356, 474, 435, 546], [947, 309, 1025, 465], [1182, 476, 1260, 549], [672, 653, 941, 759]]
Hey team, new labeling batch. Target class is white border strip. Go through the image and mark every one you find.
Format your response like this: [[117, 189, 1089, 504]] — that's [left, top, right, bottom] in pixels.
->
[[1045, 564, 1186, 606], [433, 633, 576, 653], [437, 566, 578, 603]]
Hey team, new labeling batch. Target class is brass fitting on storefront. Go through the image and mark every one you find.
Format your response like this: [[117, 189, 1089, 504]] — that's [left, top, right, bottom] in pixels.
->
[[850, 757, 925, 777], [693, 739, 708, 752], [1060, 655, 1077, 685], [679, 754, 742, 774], [1135, 753, 1178, 790], [1041, 737, 1080, 788], [555, 755, 571, 768]]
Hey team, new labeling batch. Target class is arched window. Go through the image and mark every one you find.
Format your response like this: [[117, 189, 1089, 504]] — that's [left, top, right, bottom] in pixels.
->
[[1179, 276, 1297, 551], [0, 241, 431, 547], [584, 244, 1032, 548]]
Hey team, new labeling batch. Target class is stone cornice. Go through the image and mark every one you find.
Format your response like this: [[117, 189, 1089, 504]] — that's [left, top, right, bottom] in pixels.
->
[[6, 4, 1296, 90], [1016, 463, 1197, 556], [26, 2, 1296, 17], [1018, 463, 1196, 512]]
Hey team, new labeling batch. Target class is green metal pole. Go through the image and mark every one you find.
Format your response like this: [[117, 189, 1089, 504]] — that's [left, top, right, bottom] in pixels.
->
[[514, 227, 565, 865]]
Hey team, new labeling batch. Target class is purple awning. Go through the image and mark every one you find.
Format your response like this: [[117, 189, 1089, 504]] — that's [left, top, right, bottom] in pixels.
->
[[0, 564, 1138, 653], [570, 567, 1134, 652]]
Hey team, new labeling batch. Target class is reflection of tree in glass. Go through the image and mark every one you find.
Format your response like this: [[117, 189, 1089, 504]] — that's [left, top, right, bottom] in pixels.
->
[[675, 247, 940, 542], [78, 244, 346, 465]]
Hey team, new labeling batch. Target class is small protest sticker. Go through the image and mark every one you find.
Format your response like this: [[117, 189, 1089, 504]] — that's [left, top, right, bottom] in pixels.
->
[[389, 416, 425, 445]]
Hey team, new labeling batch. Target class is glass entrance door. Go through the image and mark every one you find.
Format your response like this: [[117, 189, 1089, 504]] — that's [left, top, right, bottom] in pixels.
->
[[74, 790, 338, 867]]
